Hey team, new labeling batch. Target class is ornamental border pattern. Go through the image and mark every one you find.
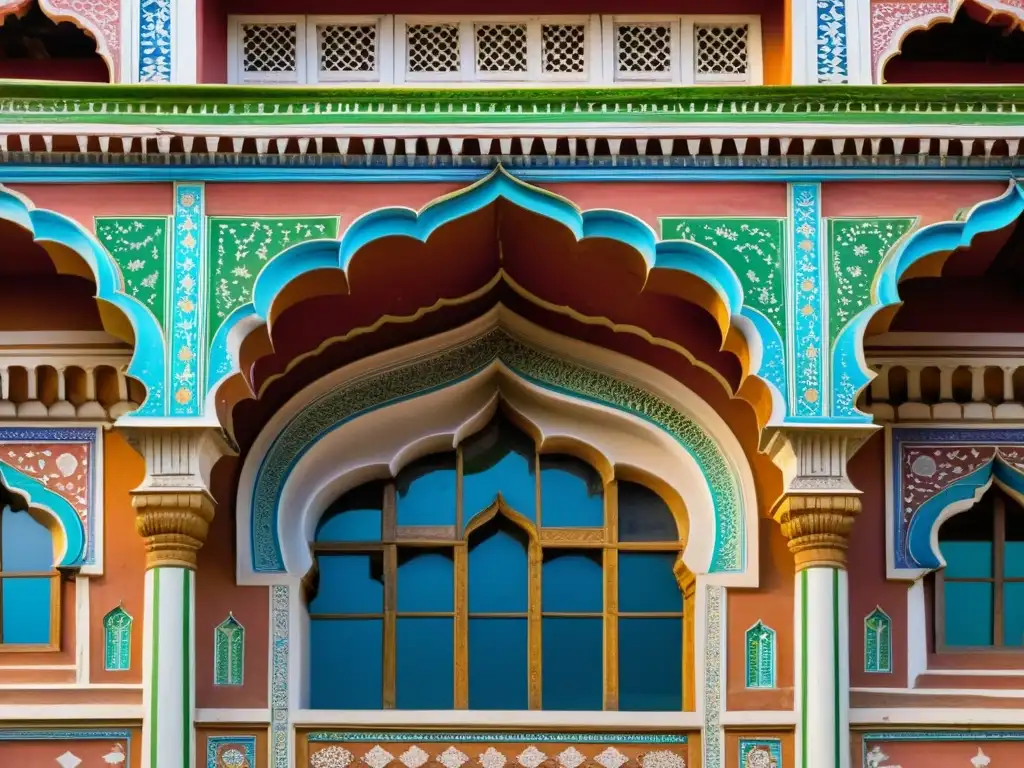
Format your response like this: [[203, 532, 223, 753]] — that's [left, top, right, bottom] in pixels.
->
[[0, 728, 132, 765], [788, 183, 825, 418], [206, 735, 257, 768], [250, 329, 743, 574], [703, 584, 723, 768], [739, 738, 782, 768], [0, 426, 99, 566], [307, 732, 690, 743], [816, 0, 849, 84], [271, 584, 290, 768], [862, 731, 1024, 767], [138, 0, 171, 83], [170, 183, 205, 416]]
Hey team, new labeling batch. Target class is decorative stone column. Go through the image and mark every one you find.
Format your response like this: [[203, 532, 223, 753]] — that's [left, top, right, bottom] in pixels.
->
[[124, 427, 232, 768], [767, 427, 874, 768]]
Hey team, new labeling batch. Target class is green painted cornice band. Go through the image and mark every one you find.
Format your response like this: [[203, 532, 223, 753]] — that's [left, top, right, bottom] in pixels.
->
[[3, 82, 1024, 126]]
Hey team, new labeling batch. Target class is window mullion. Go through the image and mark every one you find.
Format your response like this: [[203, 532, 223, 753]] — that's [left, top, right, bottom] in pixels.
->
[[382, 544, 397, 708], [995, 495, 1006, 646], [528, 537, 542, 709], [461, 21, 475, 80], [604, 478, 619, 710], [454, 543, 468, 708]]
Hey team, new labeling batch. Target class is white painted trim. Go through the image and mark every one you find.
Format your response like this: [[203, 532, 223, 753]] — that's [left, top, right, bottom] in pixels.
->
[[0, 704, 143, 720], [851, 707, 1024, 725], [75, 574, 90, 685], [720, 710, 797, 725], [0, 664, 76, 670], [0, 330, 128, 346], [227, 15, 308, 84], [906, 579, 927, 688], [924, 668, 1024, 677], [846, 0, 871, 85], [853, 686, 1024, 698], [235, 307, 760, 588], [867, 332, 1024, 351], [0, 683, 142, 689], [196, 708, 272, 723], [292, 709, 705, 727], [172, 0, 198, 83], [87, 424, 105, 576], [790, 0, 812, 84], [119, 0, 136, 83], [306, 16, 391, 83]]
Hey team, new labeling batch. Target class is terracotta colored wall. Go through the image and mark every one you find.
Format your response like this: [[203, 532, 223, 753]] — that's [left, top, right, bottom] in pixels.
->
[[821, 181, 1008, 224], [726, 519, 794, 710], [847, 431, 908, 689], [199, 0, 787, 84], [0, 58, 110, 82], [196, 457, 270, 709], [0, 732, 138, 768], [89, 431, 147, 683], [860, 735, 1024, 765], [8, 184, 173, 232]]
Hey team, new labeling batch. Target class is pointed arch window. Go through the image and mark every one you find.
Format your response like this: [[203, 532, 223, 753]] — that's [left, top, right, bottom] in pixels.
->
[[214, 614, 246, 686], [744, 620, 775, 688], [308, 412, 690, 711], [0, 504, 59, 648], [863, 607, 891, 674], [103, 605, 133, 671]]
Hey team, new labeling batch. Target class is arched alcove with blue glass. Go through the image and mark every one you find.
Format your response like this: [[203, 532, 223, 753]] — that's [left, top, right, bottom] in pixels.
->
[[306, 410, 692, 711], [0, 499, 61, 648]]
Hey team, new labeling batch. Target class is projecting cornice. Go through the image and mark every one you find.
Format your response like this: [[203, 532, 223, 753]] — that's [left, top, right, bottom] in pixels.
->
[[2, 83, 1024, 169]]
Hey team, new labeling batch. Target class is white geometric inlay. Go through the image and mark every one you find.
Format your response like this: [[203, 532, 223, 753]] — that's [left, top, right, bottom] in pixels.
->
[[221, 749, 247, 767], [56, 753, 82, 768], [518, 747, 548, 768], [438, 747, 470, 768], [640, 751, 685, 768], [744, 749, 772, 768], [363, 746, 395, 768], [479, 748, 508, 768], [399, 747, 430, 768], [594, 748, 628, 768], [558, 748, 586, 768], [313, 746, 355, 768]]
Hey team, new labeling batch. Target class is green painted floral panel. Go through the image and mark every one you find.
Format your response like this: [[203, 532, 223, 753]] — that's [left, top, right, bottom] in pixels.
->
[[205, 216, 339, 348], [826, 218, 917, 345], [95, 217, 169, 331]]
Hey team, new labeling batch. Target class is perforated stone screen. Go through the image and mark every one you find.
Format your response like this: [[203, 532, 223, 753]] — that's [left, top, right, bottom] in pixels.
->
[[406, 23, 461, 73], [694, 23, 749, 81], [475, 23, 528, 73], [542, 24, 586, 74], [241, 22, 299, 73], [615, 24, 672, 75], [318, 23, 378, 74]]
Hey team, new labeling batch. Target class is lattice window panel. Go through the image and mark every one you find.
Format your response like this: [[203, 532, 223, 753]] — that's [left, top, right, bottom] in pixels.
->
[[317, 23, 378, 75], [541, 24, 586, 74], [615, 24, 672, 76], [406, 23, 461, 74], [475, 23, 528, 73], [241, 23, 299, 74], [694, 23, 749, 81]]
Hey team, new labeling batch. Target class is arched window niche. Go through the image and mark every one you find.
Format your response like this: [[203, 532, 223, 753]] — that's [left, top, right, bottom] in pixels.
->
[[306, 409, 692, 712]]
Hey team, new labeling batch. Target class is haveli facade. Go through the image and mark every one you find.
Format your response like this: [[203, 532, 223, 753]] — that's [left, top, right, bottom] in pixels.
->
[[1, 1, 1024, 768]]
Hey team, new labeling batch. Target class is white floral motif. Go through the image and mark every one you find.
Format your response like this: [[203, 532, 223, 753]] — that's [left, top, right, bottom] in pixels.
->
[[744, 748, 771, 768], [594, 748, 628, 768], [865, 745, 901, 768], [399, 747, 430, 768], [56, 753, 82, 768], [479, 748, 508, 768], [640, 751, 685, 768], [312, 746, 354, 768], [517, 746, 548, 768], [971, 749, 991, 768], [363, 746, 394, 768], [438, 747, 470, 768], [221, 749, 247, 767], [557, 748, 586, 768]]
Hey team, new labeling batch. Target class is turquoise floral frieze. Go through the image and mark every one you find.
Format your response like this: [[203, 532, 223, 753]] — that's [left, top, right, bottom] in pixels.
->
[[789, 183, 825, 419], [169, 184, 205, 416]]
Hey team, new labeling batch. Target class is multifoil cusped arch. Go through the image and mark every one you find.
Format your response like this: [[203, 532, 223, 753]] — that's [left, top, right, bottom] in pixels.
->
[[236, 309, 760, 586], [0, 185, 164, 415], [207, 166, 784, 429], [0, 459, 85, 567]]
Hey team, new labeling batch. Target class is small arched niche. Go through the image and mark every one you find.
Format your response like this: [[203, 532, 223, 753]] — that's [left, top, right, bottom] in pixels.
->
[[0, 1, 109, 82], [305, 409, 693, 713]]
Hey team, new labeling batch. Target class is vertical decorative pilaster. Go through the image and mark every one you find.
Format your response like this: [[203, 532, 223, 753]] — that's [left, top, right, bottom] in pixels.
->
[[124, 427, 231, 768], [270, 584, 291, 768], [169, 184, 206, 416], [788, 183, 826, 418], [701, 584, 725, 768], [767, 426, 874, 768]]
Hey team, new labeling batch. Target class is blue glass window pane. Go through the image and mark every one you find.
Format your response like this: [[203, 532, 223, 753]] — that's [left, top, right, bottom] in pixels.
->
[[540, 456, 603, 527], [618, 617, 682, 711], [618, 483, 677, 543], [309, 554, 383, 614], [469, 617, 528, 709], [309, 618, 382, 708], [463, 417, 536, 525], [397, 454, 457, 527], [1, 508, 52, 571], [468, 520, 528, 614], [1006, 543, 1024, 578], [316, 483, 383, 542], [396, 617, 454, 708], [1005, 583, 1024, 647], [943, 582, 993, 647], [941, 542, 993, 578], [1, 577, 51, 645], [542, 551, 602, 613], [618, 552, 681, 613], [542, 617, 602, 710], [397, 550, 453, 613]]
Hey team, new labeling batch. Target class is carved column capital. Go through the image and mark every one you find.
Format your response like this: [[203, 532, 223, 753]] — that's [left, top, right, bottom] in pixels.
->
[[120, 427, 234, 570], [765, 425, 877, 570]]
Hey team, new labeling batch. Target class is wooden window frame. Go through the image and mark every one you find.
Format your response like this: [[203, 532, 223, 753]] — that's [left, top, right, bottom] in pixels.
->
[[308, 444, 692, 712], [0, 508, 61, 651], [935, 493, 1024, 652]]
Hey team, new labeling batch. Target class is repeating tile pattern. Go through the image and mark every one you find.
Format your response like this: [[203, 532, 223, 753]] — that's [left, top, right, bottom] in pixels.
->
[[816, 0, 849, 82], [594, 749, 629, 768], [517, 747, 546, 768], [311, 746, 354, 768], [557, 748, 586, 768], [479, 748, 507, 768], [169, 184, 205, 416], [363, 746, 395, 768], [138, 0, 172, 82]]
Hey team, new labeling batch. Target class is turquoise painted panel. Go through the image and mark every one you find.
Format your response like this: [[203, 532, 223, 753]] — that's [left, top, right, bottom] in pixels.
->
[[542, 550, 602, 613], [744, 621, 776, 688], [462, 418, 536, 524], [1005, 582, 1024, 646], [1, 506, 52, 571], [944, 581, 993, 646], [309, 554, 384, 614], [396, 617, 454, 709], [1006, 542, 1024, 578], [618, 617, 682, 711], [941, 541, 992, 578], [397, 454, 457, 527], [469, 617, 528, 709], [618, 482, 678, 542], [169, 184, 206, 416], [540, 455, 603, 527], [619, 552, 681, 612], [542, 617, 603, 710], [397, 550, 454, 613], [309, 618, 383, 709], [2, 577, 51, 644], [468, 520, 528, 613], [789, 183, 825, 418]]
